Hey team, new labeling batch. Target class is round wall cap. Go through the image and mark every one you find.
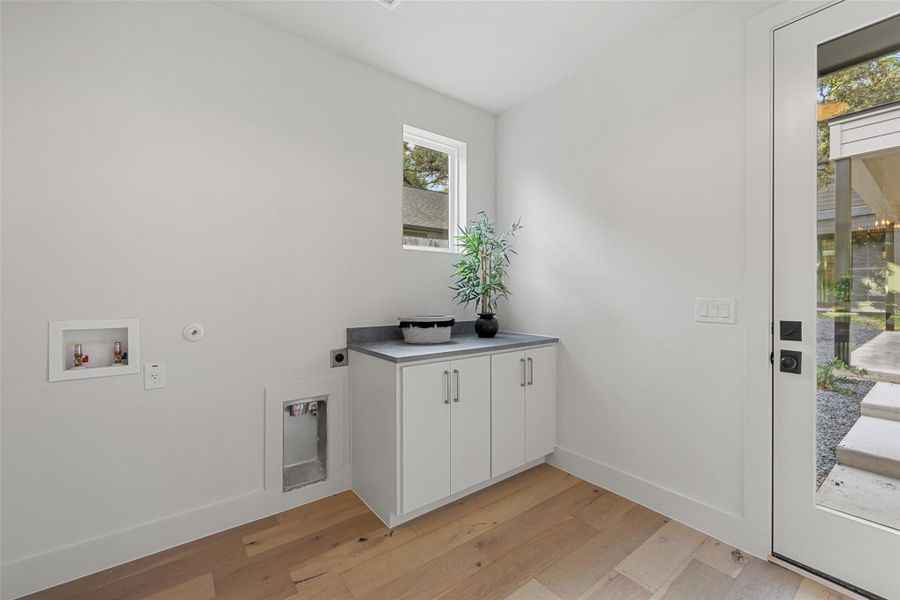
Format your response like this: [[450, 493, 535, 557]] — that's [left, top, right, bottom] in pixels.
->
[[183, 324, 205, 342]]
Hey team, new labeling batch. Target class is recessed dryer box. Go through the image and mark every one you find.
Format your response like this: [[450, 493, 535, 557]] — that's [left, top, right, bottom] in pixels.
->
[[48, 319, 140, 382]]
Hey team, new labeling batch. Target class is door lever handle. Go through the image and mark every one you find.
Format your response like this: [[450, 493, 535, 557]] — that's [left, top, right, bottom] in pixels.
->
[[779, 320, 802, 341]]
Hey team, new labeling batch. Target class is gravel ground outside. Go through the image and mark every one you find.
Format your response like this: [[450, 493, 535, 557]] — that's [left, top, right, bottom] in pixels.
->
[[815, 318, 882, 364], [815, 318, 881, 488], [816, 379, 875, 487]]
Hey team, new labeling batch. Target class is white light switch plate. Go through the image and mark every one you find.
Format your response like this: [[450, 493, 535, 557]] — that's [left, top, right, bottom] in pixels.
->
[[144, 363, 166, 390], [695, 298, 736, 324]]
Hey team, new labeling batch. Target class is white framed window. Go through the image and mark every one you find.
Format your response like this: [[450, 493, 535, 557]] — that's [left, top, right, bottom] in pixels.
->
[[402, 125, 467, 252]]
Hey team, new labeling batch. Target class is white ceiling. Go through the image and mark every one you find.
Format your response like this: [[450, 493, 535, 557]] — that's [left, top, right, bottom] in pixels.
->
[[216, 1, 701, 114]]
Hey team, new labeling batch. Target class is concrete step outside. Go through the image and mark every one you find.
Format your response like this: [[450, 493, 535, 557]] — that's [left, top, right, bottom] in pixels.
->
[[836, 415, 900, 480], [861, 381, 900, 422]]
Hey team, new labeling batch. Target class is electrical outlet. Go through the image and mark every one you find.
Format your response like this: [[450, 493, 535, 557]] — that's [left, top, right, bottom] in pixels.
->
[[331, 348, 348, 368], [144, 363, 166, 390]]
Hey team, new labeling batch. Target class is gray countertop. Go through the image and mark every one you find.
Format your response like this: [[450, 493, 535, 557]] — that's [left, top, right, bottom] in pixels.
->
[[348, 331, 559, 363]]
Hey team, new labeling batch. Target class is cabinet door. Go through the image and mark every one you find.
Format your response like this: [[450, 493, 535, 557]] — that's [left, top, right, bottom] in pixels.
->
[[491, 351, 526, 476], [401, 361, 451, 513], [525, 345, 558, 462], [450, 355, 491, 494]]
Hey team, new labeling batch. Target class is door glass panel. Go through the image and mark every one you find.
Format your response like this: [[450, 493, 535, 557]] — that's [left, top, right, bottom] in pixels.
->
[[815, 48, 900, 531]]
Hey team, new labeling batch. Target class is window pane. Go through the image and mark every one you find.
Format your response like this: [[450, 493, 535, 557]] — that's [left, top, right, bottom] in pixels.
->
[[403, 141, 450, 249]]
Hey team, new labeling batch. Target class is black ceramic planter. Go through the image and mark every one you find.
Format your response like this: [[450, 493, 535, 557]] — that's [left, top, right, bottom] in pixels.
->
[[475, 313, 499, 338]]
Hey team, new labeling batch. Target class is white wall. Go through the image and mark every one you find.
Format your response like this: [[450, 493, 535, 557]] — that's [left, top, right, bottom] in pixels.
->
[[0, 2, 494, 597], [496, 1, 769, 553]]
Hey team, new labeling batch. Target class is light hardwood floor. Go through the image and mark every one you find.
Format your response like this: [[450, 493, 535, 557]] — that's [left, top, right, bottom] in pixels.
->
[[22, 465, 849, 600]]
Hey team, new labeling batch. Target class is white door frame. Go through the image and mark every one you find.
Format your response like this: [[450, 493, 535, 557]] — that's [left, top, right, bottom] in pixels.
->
[[743, 0, 835, 560]]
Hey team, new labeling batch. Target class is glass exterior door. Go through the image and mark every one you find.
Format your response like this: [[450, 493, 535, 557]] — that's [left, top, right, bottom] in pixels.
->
[[773, 4, 900, 598]]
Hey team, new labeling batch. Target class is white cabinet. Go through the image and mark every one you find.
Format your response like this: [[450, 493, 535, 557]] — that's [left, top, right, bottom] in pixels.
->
[[401, 355, 492, 513], [491, 351, 527, 475], [401, 361, 452, 512], [524, 345, 558, 462], [491, 345, 558, 476], [449, 356, 492, 494], [350, 340, 557, 527]]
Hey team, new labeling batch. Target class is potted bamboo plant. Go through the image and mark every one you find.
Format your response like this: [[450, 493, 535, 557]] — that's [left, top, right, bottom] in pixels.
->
[[451, 212, 522, 338]]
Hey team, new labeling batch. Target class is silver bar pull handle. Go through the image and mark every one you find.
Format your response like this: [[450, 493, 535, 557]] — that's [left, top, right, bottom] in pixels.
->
[[443, 370, 450, 404], [527, 357, 534, 386], [521, 358, 526, 387], [453, 369, 460, 402]]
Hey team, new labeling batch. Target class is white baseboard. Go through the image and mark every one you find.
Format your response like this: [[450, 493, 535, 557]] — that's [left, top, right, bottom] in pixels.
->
[[0, 468, 352, 600], [550, 446, 749, 553]]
